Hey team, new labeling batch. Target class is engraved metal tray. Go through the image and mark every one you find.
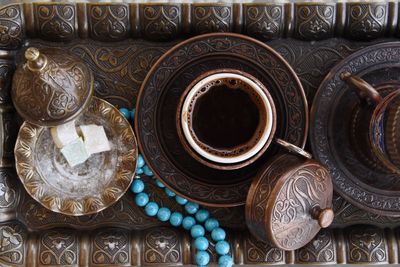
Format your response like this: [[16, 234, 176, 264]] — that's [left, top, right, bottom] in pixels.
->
[[1, 1, 400, 266]]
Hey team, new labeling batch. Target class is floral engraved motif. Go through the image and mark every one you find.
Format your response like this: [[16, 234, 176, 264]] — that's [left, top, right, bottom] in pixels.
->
[[35, 4, 76, 41], [0, 170, 17, 210], [92, 229, 129, 264], [347, 3, 387, 40], [296, 4, 335, 40], [244, 232, 284, 264], [0, 4, 23, 49], [141, 5, 180, 41], [296, 229, 336, 263], [39, 230, 78, 265], [0, 61, 13, 104], [346, 226, 388, 263], [271, 166, 330, 249], [244, 5, 284, 40], [88, 4, 129, 41], [192, 5, 232, 34], [0, 224, 24, 265], [144, 227, 181, 264]]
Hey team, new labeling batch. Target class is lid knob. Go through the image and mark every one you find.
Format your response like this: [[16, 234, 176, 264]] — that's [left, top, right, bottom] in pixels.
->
[[312, 206, 334, 228], [25, 47, 47, 72]]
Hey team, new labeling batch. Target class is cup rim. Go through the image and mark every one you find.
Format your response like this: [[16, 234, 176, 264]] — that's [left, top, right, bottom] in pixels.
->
[[180, 70, 275, 165]]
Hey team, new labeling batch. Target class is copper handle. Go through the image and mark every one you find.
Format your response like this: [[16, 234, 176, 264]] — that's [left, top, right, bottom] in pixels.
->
[[25, 47, 47, 72], [340, 71, 382, 106], [274, 138, 312, 159], [311, 206, 334, 228]]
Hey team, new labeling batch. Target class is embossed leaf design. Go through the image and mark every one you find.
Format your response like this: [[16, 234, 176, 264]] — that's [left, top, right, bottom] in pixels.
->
[[84, 197, 103, 212], [102, 187, 121, 202], [3, 230, 19, 245], [120, 66, 128, 77], [16, 141, 32, 158], [62, 200, 83, 214], [65, 251, 75, 264], [93, 6, 102, 17], [26, 181, 44, 198]]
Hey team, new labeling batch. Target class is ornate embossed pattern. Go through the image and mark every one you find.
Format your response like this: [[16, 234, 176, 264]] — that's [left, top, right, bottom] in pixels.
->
[[143, 227, 181, 265], [192, 5, 232, 34], [244, 4, 284, 40], [0, 60, 14, 104], [14, 97, 137, 216], [310, 43, 400, 215], [88, 4, 130, 41], [295, 4, 335, 40], [271, 163, 331, 250], [243, 231, 285, 264], [12, 48, 93, 126], [0, 169, 18, 210], [141, 5, 180, 41], [0, 4, 23, 49], [345, 226, 388, 263], [347, 3, 387, 40], [39, 230, 78, 265], [296, 229, 336, 263], [92, 229, 129, 265], [0, 223, 25, 266], [35, 4, 76, 41]]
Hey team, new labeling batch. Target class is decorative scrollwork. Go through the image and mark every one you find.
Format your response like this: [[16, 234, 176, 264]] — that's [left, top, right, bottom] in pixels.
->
[[0, 4, 23, 49], [0, 60, 13, 104], [92, 229, 129, 265], [347, 3, 387, 40], [0, 223, 25, 266], [143, 227, 181, 264], [0, 169, 18, 210], [244, 232, 285, 264], [35, 4, 76, 41], [192, 5, 232, 34], [141, 5, 180, 41], [88, 4, 129, 41], [346, 226, 388, 263], [296, 229, 336, 263], [295, 4, 335, 40], [39, 230, 78, 265], [244, 5, 284, 40]]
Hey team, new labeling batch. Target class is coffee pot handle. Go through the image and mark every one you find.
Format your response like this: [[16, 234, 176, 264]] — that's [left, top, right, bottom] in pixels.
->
[[340, 71, 382, 106], [275, 138, 312, 159]]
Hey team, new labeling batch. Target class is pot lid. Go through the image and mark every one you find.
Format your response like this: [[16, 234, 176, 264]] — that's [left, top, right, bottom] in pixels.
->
[[12, 47, 94, 126], [246, 154, 334, 251]]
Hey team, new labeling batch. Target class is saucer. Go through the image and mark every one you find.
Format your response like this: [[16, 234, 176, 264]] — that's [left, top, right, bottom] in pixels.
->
[[14, 97, 138, 216], [136, 33, 308, 207], [311, 42, 400, 216]]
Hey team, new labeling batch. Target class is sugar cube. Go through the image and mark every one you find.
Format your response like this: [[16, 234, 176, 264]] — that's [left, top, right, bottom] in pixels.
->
[[60, 138, 90, 167], [78, 125, 111, 155], [51, 120, 80, 149]]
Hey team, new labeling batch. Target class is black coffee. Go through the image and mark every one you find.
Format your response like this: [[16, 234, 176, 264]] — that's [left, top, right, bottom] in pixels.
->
[[190, 78, 265, 155]]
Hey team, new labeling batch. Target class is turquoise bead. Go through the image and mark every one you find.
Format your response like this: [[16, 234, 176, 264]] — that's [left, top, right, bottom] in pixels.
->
[[131, 179, 144, 193], [205, 218, 219, 232], [185, 202, 199, 214], [175, 195, 188, 205], [165, 188, 176, 197], [218, 255, 233, 267], [155, 180, 165, 188], [130, 109, 135, 119], [119, 108, 131, 119], [136, 167, 144, 175], [144, 202, 159, 216], [195, 251, 210, 266], [191, 225, 205, 238], [137, 154, 145, 168], [195, 209, 209, 223], [194, 236, 209, 251], [169, 212, 183, 227], [182, 216, 196, 230], [215, 240, 230, 255], [143, 165, 153, 176], [157, 207, 171, 222], [211, 228, 226, 242], [135, 192, 149, 207]]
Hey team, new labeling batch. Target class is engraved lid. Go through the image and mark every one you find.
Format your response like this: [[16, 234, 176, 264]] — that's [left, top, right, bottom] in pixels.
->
[[12, 47, 94, 126], [246, 154, 334, 251]]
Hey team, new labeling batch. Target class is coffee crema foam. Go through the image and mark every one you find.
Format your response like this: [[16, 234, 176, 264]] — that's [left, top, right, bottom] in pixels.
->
[[187, 77, 268, 158]]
